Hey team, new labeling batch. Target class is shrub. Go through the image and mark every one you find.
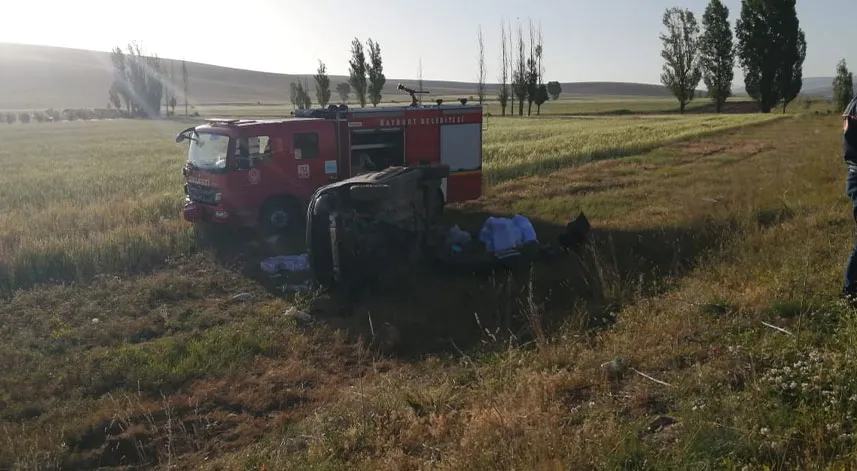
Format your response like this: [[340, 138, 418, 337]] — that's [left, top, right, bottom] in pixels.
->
[[32, 112, 47, 123], [18, 112, 31, 123], [45, 109, 60, 122], [5, 112, 16, 124]]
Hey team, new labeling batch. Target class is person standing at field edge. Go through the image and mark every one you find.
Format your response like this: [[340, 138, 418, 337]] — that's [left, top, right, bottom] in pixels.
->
[[841, 96, 857, 303]]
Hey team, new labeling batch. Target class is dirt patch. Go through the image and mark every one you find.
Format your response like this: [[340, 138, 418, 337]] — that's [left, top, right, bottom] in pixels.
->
[[668, 138, 773, 164], [688, 100, 766, 114]]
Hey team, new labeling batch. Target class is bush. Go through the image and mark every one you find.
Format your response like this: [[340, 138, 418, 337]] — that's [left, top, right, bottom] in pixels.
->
[[5, 112, 16, 124], [32, 112, 47, 123], [45, 109, 60, 122], [18, 112, 31, 123]]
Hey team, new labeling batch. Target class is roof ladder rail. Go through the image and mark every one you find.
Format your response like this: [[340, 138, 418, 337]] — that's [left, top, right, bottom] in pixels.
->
[[204, 118, 244, 126]]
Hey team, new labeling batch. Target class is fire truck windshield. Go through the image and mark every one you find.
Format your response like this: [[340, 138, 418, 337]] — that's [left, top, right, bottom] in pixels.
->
[[188, 132, 229, 171]]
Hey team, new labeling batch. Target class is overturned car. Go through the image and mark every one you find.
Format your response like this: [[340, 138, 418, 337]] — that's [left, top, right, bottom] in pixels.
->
[[305, 164, 449, 298]]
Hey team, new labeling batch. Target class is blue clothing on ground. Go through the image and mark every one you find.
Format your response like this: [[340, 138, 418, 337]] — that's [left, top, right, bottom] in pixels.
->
[[479, 215, 539, 254]]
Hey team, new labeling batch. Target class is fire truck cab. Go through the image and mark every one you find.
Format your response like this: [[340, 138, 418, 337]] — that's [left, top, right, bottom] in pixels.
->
[[176, 98, 484, 234]]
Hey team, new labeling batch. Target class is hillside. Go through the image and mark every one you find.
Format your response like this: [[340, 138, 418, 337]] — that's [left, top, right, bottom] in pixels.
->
[[0, 42, 675, 110], [799, 76, 857, 98], [734, 76, 856, 99]]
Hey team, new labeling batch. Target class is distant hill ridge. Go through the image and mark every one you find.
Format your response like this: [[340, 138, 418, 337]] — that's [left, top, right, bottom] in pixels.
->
[[733, 77, 854, 99], [0, 43, 677, 110]]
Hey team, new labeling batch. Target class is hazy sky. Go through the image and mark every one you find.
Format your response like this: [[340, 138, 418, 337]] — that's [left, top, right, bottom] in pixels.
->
[[1, 0, 854, 84]]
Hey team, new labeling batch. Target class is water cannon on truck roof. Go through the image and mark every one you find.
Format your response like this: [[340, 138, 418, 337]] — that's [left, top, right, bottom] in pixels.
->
[[397, 83, 429, 107]]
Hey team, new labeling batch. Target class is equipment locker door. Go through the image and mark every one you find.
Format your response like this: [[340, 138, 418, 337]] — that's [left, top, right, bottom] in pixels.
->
[[440, 121, 482, 202]]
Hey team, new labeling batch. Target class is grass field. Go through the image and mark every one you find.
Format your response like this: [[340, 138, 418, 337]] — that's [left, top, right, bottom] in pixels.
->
[[2, 107, 857, 469], [0, 113, 778, 294]]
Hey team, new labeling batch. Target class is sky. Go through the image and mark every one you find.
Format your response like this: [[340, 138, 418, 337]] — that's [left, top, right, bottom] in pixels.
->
[[0, 0, 854, 85]]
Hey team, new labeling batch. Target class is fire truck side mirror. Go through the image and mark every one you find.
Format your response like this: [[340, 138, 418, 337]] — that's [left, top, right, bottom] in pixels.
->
[[176, 126, 195, 143]]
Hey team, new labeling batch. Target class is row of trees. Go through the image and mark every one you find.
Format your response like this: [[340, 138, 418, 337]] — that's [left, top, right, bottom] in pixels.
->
[[107, 42, 192, 118], [289, 37, 386, 110], [494, 19, 548, 116], [659, 0, 806, 114], [0, 108, 121, 124], [474, 19, 564, 116], [290, 24, 563, 113]]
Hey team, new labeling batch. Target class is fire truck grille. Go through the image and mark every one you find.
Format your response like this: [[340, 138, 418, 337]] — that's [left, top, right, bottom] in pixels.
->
[[187, 183, 218, 205]]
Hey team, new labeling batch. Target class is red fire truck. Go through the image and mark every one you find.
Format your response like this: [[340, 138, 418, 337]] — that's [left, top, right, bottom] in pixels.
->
[[176, 93, 484, 234]]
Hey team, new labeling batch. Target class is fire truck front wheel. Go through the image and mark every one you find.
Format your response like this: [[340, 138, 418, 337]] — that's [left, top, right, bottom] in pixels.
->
[[260, 196, 302, 235]]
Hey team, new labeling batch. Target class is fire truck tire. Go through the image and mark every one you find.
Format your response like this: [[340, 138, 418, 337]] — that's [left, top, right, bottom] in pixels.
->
[[349, 184, 390, 202], [260, 196, 302, 234]]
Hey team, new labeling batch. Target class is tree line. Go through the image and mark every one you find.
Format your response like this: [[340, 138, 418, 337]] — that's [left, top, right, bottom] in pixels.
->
[[289, 37, 386, 110], [100, 2, 849, 118], [104, 28, 562, 116], [491, 19, 556, 116], [292, 25, 564, 114], [659, 0, 806, 114], [0, 108, 121, 125]]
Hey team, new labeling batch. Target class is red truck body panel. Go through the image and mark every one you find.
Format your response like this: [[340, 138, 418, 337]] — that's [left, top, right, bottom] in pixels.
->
[[180, 104, 484, 228]]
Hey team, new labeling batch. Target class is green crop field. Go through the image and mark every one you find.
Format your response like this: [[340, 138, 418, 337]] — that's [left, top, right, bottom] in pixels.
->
[[481, 114, 781, 183], [0, 113, 778, 294], [3, 108, 857, 470]]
